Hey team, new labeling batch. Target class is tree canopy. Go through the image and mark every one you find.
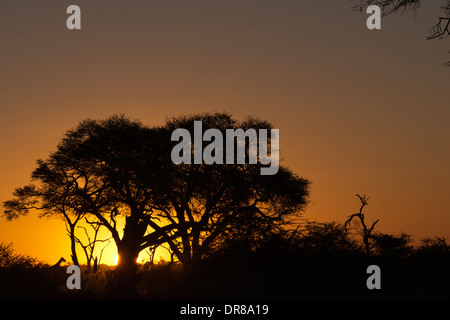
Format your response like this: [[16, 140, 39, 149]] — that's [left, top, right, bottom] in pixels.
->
[[3, 112, 310, 295]]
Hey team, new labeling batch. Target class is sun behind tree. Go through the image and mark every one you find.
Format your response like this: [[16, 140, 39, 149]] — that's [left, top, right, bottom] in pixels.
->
[[2, 112, 310, 297]]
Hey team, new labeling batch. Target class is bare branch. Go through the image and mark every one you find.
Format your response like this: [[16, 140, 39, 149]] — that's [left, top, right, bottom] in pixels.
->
[[427, 17, 450, 40], [344, 194, 379, 255]]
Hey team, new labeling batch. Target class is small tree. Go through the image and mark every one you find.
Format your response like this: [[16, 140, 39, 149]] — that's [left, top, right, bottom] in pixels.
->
[[75, 218, 111, 273], [344, 194, 379, 255], [3, 184, 84, 266], [417, 236, 449, 257], [371, 232, 413, 257], [299, 221, 357, 251], [0, 243, 40, 270]]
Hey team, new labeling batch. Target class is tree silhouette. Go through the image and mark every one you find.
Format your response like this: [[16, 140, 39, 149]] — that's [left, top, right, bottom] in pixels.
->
[[344, 194, 379, 255], [74, 218, 111, 273], [350, 0, 450, 65], [4, 115, 177, 295], [427, 17, 450, 40], [370, 232, 413, 257], [154, 113, 310, 269], [3, 183, 84, 266], [2, 112, 309, 296], [350, 0, 422, 16], [298, 221, 357, 251], [350, 0, 450, 16]]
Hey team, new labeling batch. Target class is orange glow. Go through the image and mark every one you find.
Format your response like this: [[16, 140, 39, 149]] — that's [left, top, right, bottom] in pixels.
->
[[0, 1, 449, 266], [111, 254, 143, 266]]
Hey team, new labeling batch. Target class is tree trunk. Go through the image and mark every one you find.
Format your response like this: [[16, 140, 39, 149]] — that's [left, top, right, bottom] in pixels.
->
[[114, 241, 140, 298], [69, 224, 80, 266], [179, 245, 204, 276], [191, 241, 203, 267], [112, 213, 147, 298]]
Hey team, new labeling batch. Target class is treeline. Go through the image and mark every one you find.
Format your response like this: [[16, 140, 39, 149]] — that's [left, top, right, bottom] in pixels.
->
[[1, 216, 449, 299], [1, 113, 448, 299], [144, 219, 450, 300]]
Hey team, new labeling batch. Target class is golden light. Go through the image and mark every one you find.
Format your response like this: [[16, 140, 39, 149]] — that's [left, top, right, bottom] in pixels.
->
[[112, 254, 141, 265]]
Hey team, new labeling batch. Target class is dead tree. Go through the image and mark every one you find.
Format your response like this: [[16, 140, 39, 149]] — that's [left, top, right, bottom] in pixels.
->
[[75, 218, 111, 273], [344, 194, 379, 255]]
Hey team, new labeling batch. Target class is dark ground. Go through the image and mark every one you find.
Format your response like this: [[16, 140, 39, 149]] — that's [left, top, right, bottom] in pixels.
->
[[1, 237, 449, 300]]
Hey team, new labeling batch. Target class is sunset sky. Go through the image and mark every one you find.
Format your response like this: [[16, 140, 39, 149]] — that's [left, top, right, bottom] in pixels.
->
[[1, 0, 449, 266]]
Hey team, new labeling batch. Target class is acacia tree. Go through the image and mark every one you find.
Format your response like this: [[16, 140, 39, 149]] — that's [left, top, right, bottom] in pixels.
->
[[3, 116, 174, 295], [3, 113, 310, 295], [152, 113, 310, 268]]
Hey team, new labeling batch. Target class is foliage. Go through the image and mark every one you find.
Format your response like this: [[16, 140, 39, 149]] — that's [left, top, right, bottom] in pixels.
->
[[2, 112, 448, 298], [2, 113, 310, 295], [0, 243, 41, 270], [298, 220, 357, 251]]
